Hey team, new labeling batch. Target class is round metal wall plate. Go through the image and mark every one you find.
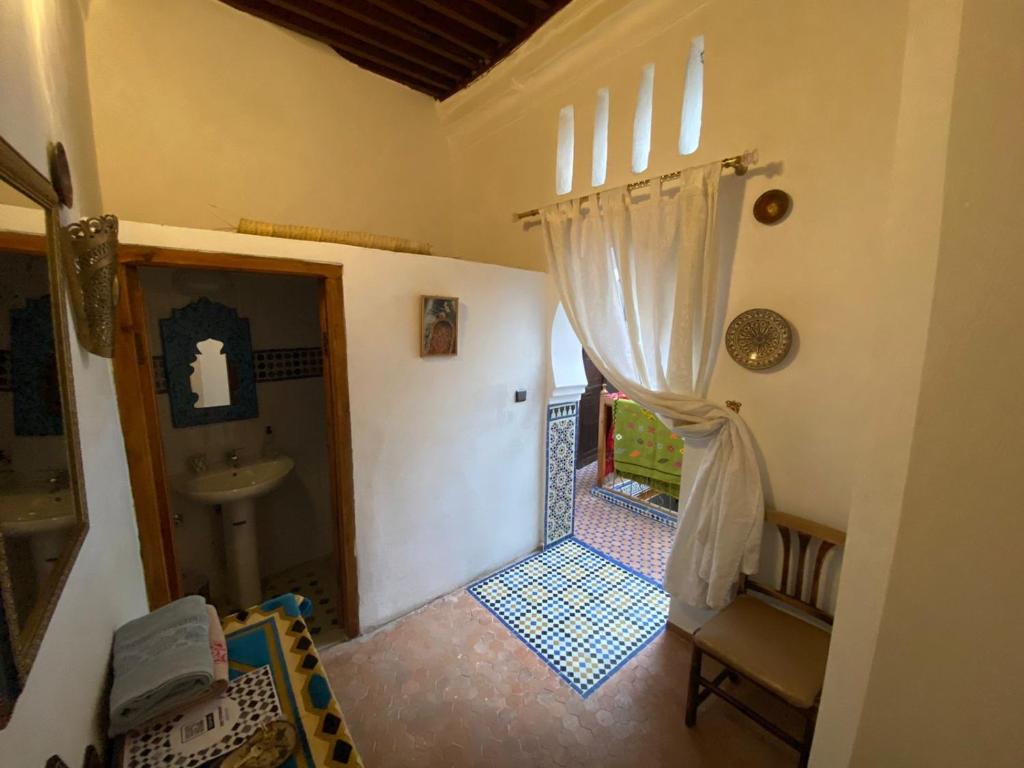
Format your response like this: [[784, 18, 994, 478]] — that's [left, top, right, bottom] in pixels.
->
[[49, 142, 73, 208], [725, 308, 793, 370], [752, 189, 791, 224]]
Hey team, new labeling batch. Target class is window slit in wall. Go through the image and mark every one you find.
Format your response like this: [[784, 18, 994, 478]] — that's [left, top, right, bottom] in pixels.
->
[[556, 104, 575, 195], [631, 63, 655, 174], [679, 36, 704, 156], [592, 88, 610, 187]]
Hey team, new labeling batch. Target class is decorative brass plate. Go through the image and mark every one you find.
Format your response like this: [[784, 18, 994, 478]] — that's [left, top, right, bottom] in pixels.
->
[[725, 308, 793, 370], [752, 189, 791, 224]]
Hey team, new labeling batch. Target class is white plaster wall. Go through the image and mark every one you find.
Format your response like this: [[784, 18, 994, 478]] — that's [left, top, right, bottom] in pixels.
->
[[441, 0, 935, 641], [138, 269, 332, 602], [810, 1, 963, 762], [84, 0, 455, 256], [444, 0, 911, 531], [116, 222, 548, 630], [844, 0, 1024, 762], [0, 1, 148, 763]]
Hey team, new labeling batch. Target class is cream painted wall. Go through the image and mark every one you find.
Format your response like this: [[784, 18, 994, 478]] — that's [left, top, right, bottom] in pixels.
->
[[443, 0, 913, 537], [811, 1, 963, 762], [115, 222, 549, 630], [84, 0, 455, 256], [0, 1, 148, 763], [845, 1, 1024, 763]]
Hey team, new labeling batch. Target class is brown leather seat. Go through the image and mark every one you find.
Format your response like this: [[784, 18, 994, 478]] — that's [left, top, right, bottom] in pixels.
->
[[694, 595, 830, 709]]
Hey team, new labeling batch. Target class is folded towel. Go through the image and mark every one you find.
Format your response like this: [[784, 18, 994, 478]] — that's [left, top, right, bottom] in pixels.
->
[[206, 604, 229, 696], [109, 595, 214, 736]]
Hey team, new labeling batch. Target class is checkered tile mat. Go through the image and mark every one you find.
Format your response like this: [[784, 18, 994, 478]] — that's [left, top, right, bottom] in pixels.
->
[[263, 556, 347, 647], [468, 538, 669, 697]]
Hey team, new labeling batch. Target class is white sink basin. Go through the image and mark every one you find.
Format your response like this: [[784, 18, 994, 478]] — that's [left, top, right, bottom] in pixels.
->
[[172, 456, 294, 505], [0, 489, 76, 537]]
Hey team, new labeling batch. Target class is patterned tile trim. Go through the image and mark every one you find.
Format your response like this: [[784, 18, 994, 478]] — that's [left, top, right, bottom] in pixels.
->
[[590, 486, 679, 528], [254, 347, 324, 383], [222, 594, 363, 767], [468, 537, 669, 698], [152, 346, 324, 394], [544, 401, 578, 546]]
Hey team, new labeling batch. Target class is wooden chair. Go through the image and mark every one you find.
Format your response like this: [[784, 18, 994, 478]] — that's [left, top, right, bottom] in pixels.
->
[[684, 510, 845, 767]]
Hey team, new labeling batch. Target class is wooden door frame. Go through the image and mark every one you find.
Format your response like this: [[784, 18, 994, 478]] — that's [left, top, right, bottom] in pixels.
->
[[113, 244, 360, 636]]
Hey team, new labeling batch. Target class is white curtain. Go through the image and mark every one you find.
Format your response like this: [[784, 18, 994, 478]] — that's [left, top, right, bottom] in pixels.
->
[[541, 163, 764, 609]]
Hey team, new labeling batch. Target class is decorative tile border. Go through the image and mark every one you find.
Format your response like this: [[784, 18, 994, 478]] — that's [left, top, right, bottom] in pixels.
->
[[254, 347, 324, 383], [152, 346, 324, 394], [544, 401, 578, 546], [589, 486, 679, 528]]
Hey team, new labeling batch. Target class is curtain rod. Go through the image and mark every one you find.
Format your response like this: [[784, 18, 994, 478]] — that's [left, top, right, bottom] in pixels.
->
[[512, 150, 759, 221]]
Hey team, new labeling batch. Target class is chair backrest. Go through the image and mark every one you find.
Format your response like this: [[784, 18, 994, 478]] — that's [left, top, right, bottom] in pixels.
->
[[742, 509, 846, 625]]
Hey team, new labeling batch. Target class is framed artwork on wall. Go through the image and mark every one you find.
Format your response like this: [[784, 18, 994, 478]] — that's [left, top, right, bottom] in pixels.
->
[[420, 296, 458, 356]]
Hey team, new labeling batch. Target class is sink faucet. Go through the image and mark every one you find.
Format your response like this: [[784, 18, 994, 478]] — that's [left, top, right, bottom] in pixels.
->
[[48, 468, 68, 491], [226, 449, 240, 468]]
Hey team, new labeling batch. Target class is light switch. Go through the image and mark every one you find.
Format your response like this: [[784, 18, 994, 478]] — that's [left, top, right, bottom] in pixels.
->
[[514, 389, 527, 403]]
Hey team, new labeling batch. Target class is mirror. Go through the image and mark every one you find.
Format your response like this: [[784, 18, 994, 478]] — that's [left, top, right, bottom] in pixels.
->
[[0, 137, 89, 728], [161, 297, 257, 428], [189, 338, 231, 408]]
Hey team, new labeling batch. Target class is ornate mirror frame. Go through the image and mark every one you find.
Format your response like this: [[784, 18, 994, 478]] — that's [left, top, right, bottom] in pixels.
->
[[0, 135, 90, 717]]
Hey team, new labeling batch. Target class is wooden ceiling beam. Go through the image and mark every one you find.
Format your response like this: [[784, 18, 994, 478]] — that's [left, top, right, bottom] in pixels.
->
[[224, 0, 456, 92], [311, 0, 480, 70], [331, 47, 448, 99], [468, 0, 531, 29], [413, 0, 516, 44], [365, 0, 496, 58], [262, 0, 470, 80]]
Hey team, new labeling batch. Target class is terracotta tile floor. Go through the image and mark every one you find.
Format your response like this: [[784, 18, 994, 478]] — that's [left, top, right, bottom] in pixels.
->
[[574, 461, 676, 582], [323, 590, 798, 768], [322, 463, 799, 767]]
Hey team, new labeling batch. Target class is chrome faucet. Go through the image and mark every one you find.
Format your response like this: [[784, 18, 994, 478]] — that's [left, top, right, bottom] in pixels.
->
[[226, 449, 240, 468], [48, 468, 68, 491]]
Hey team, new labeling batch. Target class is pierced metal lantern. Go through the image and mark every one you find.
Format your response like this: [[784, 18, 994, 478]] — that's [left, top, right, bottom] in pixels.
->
[[62, 215, 119, 357]]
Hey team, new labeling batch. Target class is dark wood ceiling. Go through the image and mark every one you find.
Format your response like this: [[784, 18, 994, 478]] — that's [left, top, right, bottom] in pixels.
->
[[219, 0, 573, 100]]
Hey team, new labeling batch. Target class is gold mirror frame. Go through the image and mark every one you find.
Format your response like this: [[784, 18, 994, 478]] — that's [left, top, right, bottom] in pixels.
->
[[0, 136, 90, 704]]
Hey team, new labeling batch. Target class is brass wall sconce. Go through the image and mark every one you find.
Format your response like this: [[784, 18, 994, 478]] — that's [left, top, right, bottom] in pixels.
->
[[62, 215, 119, 358]]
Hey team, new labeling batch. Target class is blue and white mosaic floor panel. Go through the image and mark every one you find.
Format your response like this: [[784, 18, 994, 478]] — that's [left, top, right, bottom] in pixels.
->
[[467, 538, 669, 697]]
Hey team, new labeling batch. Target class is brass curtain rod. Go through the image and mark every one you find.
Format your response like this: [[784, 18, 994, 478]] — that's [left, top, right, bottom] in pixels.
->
[[513, 150, 759, 221]]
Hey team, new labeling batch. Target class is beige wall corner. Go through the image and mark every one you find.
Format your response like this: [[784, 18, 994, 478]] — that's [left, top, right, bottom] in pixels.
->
[[84, 0, 455, 257], [810, 1, 965, 764], [844, 0, 1024, 763]]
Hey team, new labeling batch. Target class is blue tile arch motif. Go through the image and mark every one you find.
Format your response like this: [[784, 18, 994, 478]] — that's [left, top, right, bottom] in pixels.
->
[[10, 295, 63, 436], [160, 297, 259, 428], [544, 401, 578, 546]]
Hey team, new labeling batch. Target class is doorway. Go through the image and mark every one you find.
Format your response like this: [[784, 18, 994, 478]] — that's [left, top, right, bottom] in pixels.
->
[[112, 245, 359, 639]]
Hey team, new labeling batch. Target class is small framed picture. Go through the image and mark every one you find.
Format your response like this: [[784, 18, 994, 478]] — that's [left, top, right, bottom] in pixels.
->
[[421, 296, 458, 356]]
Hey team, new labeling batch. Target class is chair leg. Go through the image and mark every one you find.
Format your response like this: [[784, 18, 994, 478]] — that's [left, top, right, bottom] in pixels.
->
[[798, 706, 818, 768], [685, 645, 703, 727]]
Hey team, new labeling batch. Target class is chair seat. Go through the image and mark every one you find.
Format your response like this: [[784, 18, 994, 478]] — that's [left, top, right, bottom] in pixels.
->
[[694, 595, 830, 709]]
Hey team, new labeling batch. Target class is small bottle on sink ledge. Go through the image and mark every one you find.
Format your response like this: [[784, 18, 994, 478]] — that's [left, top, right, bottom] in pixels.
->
[[261, 425, 279, 459]]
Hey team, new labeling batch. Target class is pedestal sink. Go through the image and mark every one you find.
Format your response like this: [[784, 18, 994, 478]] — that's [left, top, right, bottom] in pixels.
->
[[173, 456, 294, 609], [0, 486, 76, 592]]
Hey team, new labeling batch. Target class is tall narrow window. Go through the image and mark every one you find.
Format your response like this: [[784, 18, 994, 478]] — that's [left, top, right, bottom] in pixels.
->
[[679, 36, 704, 156], [631, 63, 655, 173], [592, 87, 610, 187], [556, 105, 575, 195]]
